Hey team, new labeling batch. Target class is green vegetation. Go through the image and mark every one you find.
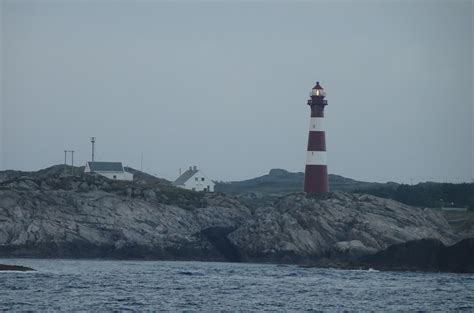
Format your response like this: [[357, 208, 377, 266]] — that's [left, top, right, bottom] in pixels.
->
[[107, 169, 206, 209], [359, 182, 474, 209], [158, 184, 206, 209]]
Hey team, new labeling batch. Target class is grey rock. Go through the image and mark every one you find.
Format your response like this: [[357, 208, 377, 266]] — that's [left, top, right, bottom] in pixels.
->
[[15, 180, 39, 190], [0, 172, 457, 263], [0, 264, 35, 271], [143, 189, 156, 200], [333, 240, 377, 258], [132, 188, 142, 197], [78, 182, 89, 192], [229, 192, 457, 262]]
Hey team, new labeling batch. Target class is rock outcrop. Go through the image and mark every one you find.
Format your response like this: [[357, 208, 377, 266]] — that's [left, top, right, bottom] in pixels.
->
[[0, 166, 458, 264], [358, 238, 474, 273], [229, 193, 456, 262], [0, 264, 35, 271]]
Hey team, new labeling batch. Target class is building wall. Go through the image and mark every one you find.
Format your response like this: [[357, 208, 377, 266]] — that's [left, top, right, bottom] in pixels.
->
[[182, 170, 215, 192], [90, 171, 134, 181]]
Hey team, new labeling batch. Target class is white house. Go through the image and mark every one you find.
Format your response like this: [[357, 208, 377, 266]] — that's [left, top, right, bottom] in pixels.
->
[[173, 166, 215, 192], [84, 161, 133, 181]]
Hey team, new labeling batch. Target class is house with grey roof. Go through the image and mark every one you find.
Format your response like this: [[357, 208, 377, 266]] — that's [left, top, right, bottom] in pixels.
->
[[84, 161, 133, 181], [174, 166, 214, 192]]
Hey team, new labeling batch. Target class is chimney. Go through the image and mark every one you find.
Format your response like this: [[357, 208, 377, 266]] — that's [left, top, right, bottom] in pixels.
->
[[189, 166, 192, 171], [193, 166, 197, 171]]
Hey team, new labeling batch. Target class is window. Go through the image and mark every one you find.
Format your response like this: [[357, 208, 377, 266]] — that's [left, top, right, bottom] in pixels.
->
[[201, 178, 205, 181], [195, 177, 198, 181]]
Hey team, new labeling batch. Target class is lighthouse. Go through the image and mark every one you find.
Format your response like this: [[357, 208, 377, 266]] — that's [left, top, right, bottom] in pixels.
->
[[304, 81, 329, 194]]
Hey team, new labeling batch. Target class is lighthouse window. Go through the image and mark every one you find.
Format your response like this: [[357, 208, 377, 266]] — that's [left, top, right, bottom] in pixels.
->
[[201, 178, 205, 181]]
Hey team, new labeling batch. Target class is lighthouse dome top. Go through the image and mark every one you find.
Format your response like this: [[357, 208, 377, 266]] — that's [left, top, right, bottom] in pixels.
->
[[311, 81, 326, 97]]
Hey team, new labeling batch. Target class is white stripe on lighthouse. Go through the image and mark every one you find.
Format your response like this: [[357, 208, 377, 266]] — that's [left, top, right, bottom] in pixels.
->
[[309, 117, 325, 131], [306, 151, 327, 165]]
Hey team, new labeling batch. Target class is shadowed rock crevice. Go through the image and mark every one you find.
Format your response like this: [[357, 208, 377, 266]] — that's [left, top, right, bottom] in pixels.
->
[[201, 227, 241, 262]]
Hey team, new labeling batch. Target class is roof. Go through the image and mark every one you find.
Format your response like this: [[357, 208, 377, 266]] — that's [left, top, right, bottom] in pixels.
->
[[174, 169, 198, 185], [313, 81, 323, 90], [87, 162, 124, 172]]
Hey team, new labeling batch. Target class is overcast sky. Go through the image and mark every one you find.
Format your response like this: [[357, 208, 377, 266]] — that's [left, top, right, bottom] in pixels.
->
[[1, 0, 473, 183]]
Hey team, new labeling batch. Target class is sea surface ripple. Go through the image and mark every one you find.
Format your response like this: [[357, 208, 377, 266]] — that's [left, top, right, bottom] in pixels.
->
[[1, 259, 473, 311]]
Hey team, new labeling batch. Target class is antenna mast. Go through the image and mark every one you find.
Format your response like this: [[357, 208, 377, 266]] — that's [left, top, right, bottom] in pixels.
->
[[90, 137, 96, 162]]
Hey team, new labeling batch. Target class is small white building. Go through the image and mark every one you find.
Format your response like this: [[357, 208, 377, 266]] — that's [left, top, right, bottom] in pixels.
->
[[174, 166, 215, 192], [84, 161, 133, 181]]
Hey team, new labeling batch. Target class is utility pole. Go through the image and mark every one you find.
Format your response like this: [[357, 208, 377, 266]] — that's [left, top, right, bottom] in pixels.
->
[[64, 150, 67, 174], [70, 150, 75, 175], [64, 150, 75, 175], [140, 152, 143, 172]]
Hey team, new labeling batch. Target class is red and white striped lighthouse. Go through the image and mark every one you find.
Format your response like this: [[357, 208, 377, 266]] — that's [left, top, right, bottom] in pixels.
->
[[304, 81, 329, 194]]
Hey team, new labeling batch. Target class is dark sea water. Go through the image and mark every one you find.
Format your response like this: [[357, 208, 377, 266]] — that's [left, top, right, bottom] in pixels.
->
[[1, 259, 473, 311]]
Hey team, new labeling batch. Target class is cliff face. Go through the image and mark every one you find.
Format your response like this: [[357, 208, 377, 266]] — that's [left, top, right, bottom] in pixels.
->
[[0, 175, 249, 260], [0, 167, 457, 263], [230, 193, 456, 262]]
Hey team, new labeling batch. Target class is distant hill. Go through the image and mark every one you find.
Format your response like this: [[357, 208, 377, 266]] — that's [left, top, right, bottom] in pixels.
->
[[215, 168, 397, 196]]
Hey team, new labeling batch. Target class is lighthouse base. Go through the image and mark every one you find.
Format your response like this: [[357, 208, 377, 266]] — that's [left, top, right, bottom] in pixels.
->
[[304, 165, 328, 194]]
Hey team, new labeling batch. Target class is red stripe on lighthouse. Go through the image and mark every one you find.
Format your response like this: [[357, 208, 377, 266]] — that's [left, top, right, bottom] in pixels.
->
[[307, 132, 326, 151], [304, 165, 328, 194]]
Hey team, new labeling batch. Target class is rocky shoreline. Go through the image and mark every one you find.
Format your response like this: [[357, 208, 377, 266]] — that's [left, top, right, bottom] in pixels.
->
[[0, 166, 470, 273], [358, 238, 474, 273], [0, 264, 34, 271], [303, 238, 474, 273]]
